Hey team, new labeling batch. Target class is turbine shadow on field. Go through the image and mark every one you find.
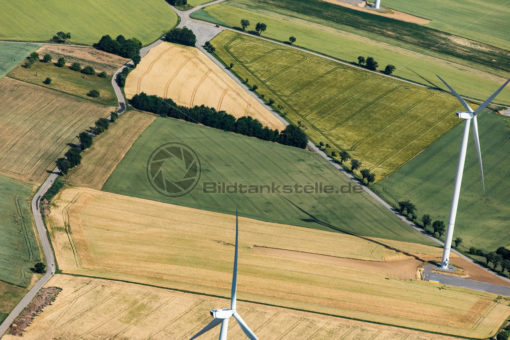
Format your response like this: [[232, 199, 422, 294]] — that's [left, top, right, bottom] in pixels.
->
[[408, 69, 441, 90], [283, 197, 426, 262]]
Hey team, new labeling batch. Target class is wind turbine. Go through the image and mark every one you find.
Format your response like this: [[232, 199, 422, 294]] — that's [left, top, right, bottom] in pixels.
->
[[436, 75, 509, 269], [190, 210, 258, 340]]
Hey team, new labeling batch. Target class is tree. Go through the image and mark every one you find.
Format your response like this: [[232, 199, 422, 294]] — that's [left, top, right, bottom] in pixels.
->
[[357, 56, 365, 65], [56, 57, 66, 67], [65, 148, 82, 167], [268, 98, 275, 105], [204, 41, 215, 53], [255, 22, 267, 35], [33, 262, 46, 273], [486, 252, 497, 267], [365, 57, 378, 71], [331, 151, 337, 157], [56, 158, 71, 175], [93, 34, 142, 59], [43, 77, 52, 85], [42, 54, 52, 63], [454, 237, 463, 248], [278, 124, 307, 148], [421, 214, 431, 229], [70, 62, 81, 71], [339, 150, 351, 164], [360, 168, 371, 183], [87, 89, 100, 97], [383, 64, 396, 75], [81, 66, 95, 75], [289, 36, 296, 44], [164, 27, 196, 46], [367, 172, 375, 184], [110, 111, 119, 122], [95, 118, 110, 131], [350, 159, 361, 171], [432, 220, 446, 237], [79, 132, 93, 149], [241, 19, 250, 31], [51, 31, 71, 43], [251, 84, 258, 91], [132, 54, 141, 66], [397, 200, 415, 216], [98, 71, 107, 78]]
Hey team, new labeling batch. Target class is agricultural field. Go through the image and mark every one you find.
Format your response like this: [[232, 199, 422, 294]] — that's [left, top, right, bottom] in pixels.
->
[[125, 42, 285, 130], [8, 58, 117, 106], [6, 275, 460, 340], [193, 0, 510, 104], [102, 117, 430, 243], [69, 110, 156, 189], [189, 0, 215, 6], [0, 175, 40, 287], [0, 0, 178, 45], [383, 0, 510, 50], [45, 187, 509, 338], [0, 282, 29, 324], [211, 31, 463, 179], [193, 0, 510, 74], [36, 44, 128, 75], [0, 42, 40, 79], [375, 112, 510, 252], [0, 77, 112, 185]]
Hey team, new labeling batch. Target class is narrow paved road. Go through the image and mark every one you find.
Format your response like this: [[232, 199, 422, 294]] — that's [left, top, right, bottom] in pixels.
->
[[0, 60, 128, 339]]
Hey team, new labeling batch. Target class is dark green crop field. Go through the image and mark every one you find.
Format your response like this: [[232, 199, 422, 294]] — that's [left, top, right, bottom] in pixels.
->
[[375, 112, 510, 252], [103, 117, 433, 244]]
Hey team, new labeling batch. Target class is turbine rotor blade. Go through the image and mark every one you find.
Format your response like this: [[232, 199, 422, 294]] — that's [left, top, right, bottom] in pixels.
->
[[473, 79, 510, 115], [190, 318, 222, 340], [219, 318, 229, 340], [234, 312, 259, 340], [231, 209, 239, 310], [436, 75, 473, 112], [472, 116, 485, 192]]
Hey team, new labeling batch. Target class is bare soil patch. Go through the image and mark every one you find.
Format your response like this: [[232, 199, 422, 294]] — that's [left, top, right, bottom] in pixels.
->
[[321, 0, 431, 24]]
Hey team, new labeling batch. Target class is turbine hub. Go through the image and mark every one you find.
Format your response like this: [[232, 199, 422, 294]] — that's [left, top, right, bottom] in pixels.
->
[[457, 112, 473, 120], [210, 309, 234, 319]]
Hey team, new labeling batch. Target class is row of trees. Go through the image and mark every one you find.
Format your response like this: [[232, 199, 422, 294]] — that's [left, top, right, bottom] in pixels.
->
[[94, 34, 142, 59], [130, 92, 308, 148], [164, 27, 196, 46], [166, 0, 187, 5], [240, 19, 267, 36], [469, 247, 510, 276], [326, 148, 375, 184], [357, 56, 396, 75], [57, 113, 118, 175], [51, 31, 71, 43]]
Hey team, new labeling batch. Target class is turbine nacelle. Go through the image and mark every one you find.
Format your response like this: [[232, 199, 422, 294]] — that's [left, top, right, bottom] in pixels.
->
[[456, 111, 474, 120], [210, 309, 234, 319]]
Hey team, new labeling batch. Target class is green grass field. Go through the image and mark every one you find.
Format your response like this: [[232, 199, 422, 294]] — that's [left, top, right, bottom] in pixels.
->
[[0, 42, 40, 79], [0, 0, 177, 45], [103, 117, 433, 245], [8, 61, 117, 106], [211, 31, 463, 179], [194, 0, 510, 74], [188, 0, 215, 6], [193, 1, 510, 104], [0, 175, 40, 287], [383, 0, 510, 51], [374, 112, 510, 252]]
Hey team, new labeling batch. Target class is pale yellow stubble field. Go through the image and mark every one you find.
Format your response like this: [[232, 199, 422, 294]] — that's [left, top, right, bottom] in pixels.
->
[[4, 275, 459, 340], [46, 187, 510, 338], [124, 42, 285, 131]]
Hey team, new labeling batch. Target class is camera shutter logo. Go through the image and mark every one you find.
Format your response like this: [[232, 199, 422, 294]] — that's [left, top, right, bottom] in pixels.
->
[[146, 143, 201, 197]]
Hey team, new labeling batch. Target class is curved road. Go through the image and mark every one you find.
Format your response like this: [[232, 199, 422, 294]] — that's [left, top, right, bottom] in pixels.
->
[[0, 1, 507, 337]]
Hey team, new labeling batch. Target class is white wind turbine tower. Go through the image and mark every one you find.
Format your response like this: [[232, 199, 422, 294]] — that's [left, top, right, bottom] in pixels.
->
[[437, 75, 509, 269], [190, 210, 258, 340]]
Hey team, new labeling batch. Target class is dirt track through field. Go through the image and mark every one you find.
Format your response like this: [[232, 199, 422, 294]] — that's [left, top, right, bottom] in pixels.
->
[[125, 42, 285, 130]]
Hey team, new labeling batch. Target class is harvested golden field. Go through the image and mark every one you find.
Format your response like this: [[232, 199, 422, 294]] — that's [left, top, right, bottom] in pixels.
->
[[37, 44, 128, 75], [46, 187, 510, 338], [0, 78, 112, 185], [69, 110, 155, 189], [5, 275, 457, 340], [124, 42, 285, 130]]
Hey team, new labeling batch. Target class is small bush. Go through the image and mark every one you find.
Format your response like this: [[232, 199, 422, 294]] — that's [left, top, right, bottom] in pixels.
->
[[43, 77, 52, 85], [42, 54, 52, 63], [56, 57, 66, 67], [70, 62, 81, 71], [98, 71, 107, 78], [87, 89, 100, 98], [81, 66, 95, 75]]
